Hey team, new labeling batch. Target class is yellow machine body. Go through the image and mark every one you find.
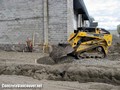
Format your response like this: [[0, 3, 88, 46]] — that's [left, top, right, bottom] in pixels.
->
[[68, 27, 112, 58]]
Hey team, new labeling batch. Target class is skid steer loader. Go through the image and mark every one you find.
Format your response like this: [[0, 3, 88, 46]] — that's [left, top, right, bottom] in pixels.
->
[[68, 27, 112, 59], [49, 27, 112, 62]]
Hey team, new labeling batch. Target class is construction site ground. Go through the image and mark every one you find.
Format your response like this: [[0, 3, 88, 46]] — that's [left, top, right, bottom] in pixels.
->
[[0, 36, 120, 90]]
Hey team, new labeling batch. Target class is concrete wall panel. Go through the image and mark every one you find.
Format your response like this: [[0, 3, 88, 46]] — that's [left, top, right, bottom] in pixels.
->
[[67, 0, 77, 37], [0, 0, 44, 44], [48, 0, 67, 44], [0, 19, 43, 44]]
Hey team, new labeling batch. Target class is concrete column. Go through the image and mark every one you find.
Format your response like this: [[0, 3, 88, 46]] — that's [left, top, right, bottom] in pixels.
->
[[67, 0, 74, 38], [78, 14, 83, 27], [43, 0, 49, 53], [84, 20, 89, 27], [83, 20, 86, 27], [85, 20, 90, 27], [78, 14, 80, 27], [43, 0, 48, 45]]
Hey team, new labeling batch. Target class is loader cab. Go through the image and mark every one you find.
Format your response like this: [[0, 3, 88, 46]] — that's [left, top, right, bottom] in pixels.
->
[[77, 27, 96, 33], [77, 27, 110, 34]]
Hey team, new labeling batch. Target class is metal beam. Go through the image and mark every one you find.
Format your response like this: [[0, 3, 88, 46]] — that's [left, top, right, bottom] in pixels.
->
[[74, 0, 91, 21]]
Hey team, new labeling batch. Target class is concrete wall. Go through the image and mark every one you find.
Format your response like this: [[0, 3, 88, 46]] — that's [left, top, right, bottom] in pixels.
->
[[0, 0, 44, 44], [0, 0, 72, 45], [48, 0, 77, 44], [0, 0, 77, 51], [48, 0, 68, 44]]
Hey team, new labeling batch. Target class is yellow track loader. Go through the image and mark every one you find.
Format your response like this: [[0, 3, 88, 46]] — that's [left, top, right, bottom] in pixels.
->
[[48, 27, 112, 63], [68, 27, 112, 59]]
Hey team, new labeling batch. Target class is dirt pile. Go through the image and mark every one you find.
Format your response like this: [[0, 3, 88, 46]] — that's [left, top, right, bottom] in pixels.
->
[[112, 35, 120, 45], [109, 43, 120, 60], [37, 55, 75, 65], [108, 35, 120, 60], [110, 43, 120, 54], [37, 44, 75, 65], [0, 62, 120, 85], [48, 63, 120, 85]]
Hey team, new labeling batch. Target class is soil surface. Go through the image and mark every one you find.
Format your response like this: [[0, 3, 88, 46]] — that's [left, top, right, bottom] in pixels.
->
[[0, 75, 120, 90], [0, 51, 46, 64], [0, 36, 120, 90]]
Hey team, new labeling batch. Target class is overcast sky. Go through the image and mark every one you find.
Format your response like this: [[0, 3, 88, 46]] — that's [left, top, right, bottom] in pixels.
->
[[84, 0, 120, 30]]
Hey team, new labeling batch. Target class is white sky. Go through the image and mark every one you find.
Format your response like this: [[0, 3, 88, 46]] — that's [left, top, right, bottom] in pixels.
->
[[84, 0, 120, 30]]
